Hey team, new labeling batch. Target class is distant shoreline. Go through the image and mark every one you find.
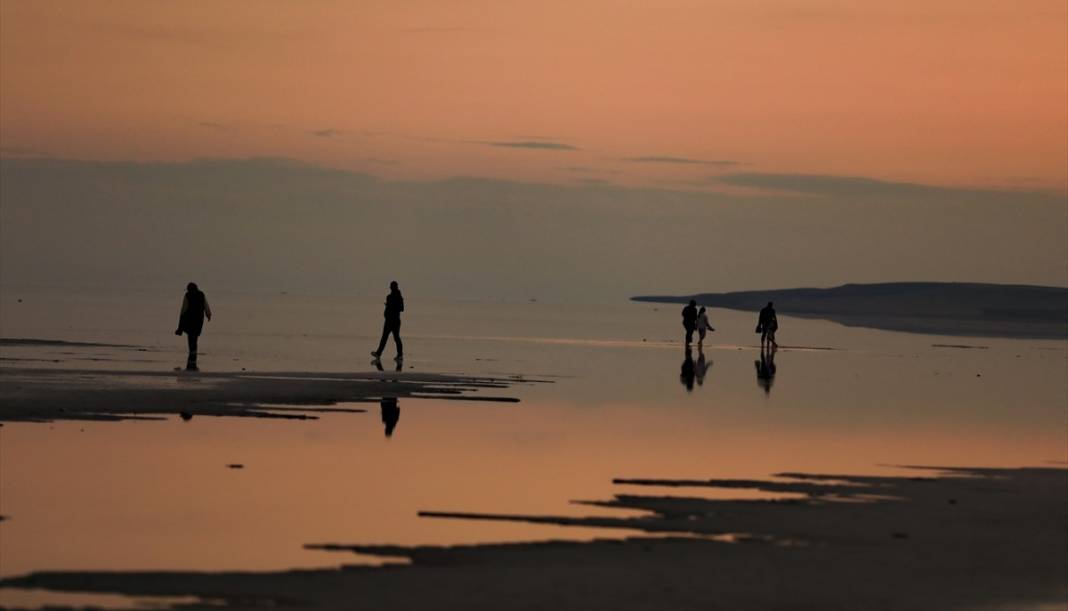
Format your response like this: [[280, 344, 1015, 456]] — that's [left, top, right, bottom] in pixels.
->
[[633, 282, 1068, 339]]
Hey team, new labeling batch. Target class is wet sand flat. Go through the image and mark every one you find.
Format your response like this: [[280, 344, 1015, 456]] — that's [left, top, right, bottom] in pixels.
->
[[1, 297, 1065, 610], [4, 467, 1064, 610], [0, 367, 527, 422]]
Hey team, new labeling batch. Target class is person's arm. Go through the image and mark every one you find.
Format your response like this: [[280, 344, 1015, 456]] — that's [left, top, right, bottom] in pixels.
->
[[204, 298, 212, 321], [176, 296, 188, 334]]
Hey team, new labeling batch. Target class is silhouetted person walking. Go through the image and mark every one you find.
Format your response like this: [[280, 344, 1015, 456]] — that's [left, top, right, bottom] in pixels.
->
[[380, 397, 400, 438], [681, 300, 698, 345], [696, 306, 715, 347], [174, 282, 211, 371], [756, 301, 778, 349], [372, 281, 404, 361]]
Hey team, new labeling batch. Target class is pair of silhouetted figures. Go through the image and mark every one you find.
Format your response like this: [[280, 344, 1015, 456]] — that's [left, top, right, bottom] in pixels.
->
[[755, 301, 778, 349], [173, 281, 405, 372], [680, 300, 777, 349], [680, 300, 715, 348], [678, 300, 780, 393]]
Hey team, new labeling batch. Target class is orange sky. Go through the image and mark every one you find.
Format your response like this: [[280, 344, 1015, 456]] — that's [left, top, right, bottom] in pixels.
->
[[2, 0, 1066, 189]]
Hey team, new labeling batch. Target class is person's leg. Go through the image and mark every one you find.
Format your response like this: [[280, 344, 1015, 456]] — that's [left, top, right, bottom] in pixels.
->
[[374, 320, 391, 357], [685, 325, 694, 345], [392, 320, 403, 357], [186, 333, 199, 370]]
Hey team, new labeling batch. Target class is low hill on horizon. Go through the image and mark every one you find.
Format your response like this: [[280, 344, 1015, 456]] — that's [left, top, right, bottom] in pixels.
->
[[633, 282, 1068, 339]]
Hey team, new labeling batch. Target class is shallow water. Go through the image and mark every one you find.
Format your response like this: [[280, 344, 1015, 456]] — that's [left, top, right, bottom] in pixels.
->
[[1, 287, 1066, 596]]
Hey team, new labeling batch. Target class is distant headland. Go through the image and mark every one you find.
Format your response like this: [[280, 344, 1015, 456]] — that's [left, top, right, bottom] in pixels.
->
[[633, 282, 1068, 339]]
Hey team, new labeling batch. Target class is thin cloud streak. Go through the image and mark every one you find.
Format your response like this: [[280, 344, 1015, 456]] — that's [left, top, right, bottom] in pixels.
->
[[0, 146, 50, 157], [625, 156, 741, 166], [717, 173, 1007, 198], [488, 141, 578, 151], [399, 27, 486, 33], [196, 122, 232, 133]]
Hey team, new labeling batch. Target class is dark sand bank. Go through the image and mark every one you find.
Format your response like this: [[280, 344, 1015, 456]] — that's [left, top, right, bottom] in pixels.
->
[[0, 368, 529, 422], [0, 338, 144, 349], [4, 467, 1063, 610], [634, 282, 1068, 339]]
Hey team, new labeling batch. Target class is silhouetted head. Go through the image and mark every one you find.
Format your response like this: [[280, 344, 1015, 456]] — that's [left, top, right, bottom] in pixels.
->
[[390, 281, 399, 290], [767, 301, 774, 307], [187, 282, 198, 292], [689, 299, 697, 307], [699, 306, 706, 313]]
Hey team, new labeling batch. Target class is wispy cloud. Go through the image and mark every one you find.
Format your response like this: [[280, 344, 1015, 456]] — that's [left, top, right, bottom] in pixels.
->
[[399, 26, 485, 33], [624, 156, 740, 166], [716, 173, 986, 198], [556, 165, 621, 177], [196, 121, 232, 133], [0, 146, 49, 157], [487, 140, 578, 151], [576, 178, 613, 186], [311, 129, 342, 139], [366, 157, 400, 166]]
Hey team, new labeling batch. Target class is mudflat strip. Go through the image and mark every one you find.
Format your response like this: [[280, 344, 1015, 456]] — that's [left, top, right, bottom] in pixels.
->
[[3, 467, 1063, 610], [0, 368, 529, 422]]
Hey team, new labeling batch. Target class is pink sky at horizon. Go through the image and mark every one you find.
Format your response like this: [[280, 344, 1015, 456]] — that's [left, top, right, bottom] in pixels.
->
[[2, 0, 1066, 191]]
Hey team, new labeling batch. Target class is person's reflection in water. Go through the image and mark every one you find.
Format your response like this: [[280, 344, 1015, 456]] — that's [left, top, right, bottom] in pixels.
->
[[373, 358, 402, 373], [695, 347, 713, 386], [680, 346, 696, 392], [755, 346, 777, 395], [380, 397, 400, 438]]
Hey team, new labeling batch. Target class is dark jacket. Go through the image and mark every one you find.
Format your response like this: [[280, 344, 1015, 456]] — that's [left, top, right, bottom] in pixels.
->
[[178, 289, 209, 336], [681, 304, 698, 328], [384, 290, 404, 321], [758, 305, 777, 330]]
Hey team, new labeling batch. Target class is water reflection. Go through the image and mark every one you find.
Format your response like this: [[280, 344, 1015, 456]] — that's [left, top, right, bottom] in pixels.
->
[[380, 397, 400, 438], [373, 358, 402, 373], [695, 348, 712, 387], [3, 290, 1066, 589], [681, 347, 714, 392], [680, 347, 695, 391], [755, 346, 777, 394], [374, 357, 402, 437]]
